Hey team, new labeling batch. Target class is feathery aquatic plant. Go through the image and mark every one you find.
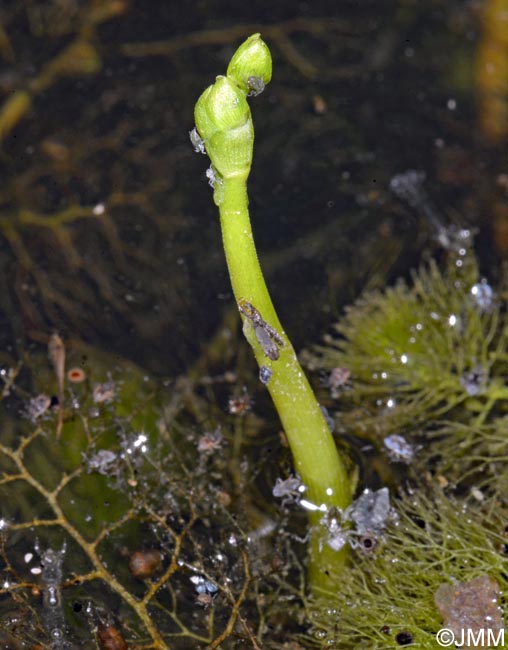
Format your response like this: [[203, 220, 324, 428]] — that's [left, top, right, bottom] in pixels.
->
[[307, 486, 508, 649], [310, 253, 508, 438]]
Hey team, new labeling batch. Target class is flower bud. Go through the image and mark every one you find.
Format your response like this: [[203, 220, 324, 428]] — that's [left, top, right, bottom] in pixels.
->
[[194, 76, 254, 180], [226, 33, 272, 95]]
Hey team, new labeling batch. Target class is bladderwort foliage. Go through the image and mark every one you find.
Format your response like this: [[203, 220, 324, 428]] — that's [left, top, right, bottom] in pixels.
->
[[308, 249, 508, 443], [423, 418, 508, 494], [0, 346, 314, 649], [306, 486, 508, 649], [306, 244, 508, 496], [300, 241, 508, 646]]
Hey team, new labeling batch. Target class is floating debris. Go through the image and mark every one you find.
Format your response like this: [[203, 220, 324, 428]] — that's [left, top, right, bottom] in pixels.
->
[[247, 75, 265, 96], [390, 170, 447, 244], [272, 475, 304, 503], [227, 387, 252, 415], [26, 394, 51, 422], [434, 575, 502, 643], [126, 433, 148, 454], [349, 488, 392, 537], [325, 367, 352, 397], [460, 366, 486, 396], [470, 280, 494, 313], [390, 170, 474, 252], [470, 486, 484, 502], [86, 449, 118, 475], [92, 380, 116, 404], [128, 549, 162, 580], [197, 428, 223, 453], [97, 623, 128, 650], [383, 434, 415, 464], [67, 367, 86, 383], [189, 127, 206, 154], [48, 333, 65, 398]]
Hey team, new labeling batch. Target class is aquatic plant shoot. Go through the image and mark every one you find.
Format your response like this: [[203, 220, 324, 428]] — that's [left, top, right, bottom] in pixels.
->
[[192, 34, 351, 592]]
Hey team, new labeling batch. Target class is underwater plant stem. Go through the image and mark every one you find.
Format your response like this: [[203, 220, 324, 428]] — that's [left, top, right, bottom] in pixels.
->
[[221, 175, 350, 588], [194, 34, 351, 593]]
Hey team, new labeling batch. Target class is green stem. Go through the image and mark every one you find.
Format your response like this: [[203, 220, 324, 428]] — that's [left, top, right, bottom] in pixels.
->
[[194, 33, 351, 593], [221, 176, 350, 590]]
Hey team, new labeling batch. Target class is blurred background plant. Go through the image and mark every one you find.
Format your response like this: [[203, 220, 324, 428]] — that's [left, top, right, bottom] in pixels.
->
[[2, 0, 508, 647]]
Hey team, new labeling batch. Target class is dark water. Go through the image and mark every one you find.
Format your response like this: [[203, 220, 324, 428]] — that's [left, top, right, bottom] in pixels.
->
[[1, 0, 505, 377]]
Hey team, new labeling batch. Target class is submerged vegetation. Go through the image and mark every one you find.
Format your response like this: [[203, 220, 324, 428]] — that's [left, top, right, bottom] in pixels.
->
[[2, 3, 508, 649], [310, 252, 508, 433], [0, 345, 310, 648], [308, 487, 508, 649], [307, 248, 508, 494], [4, 258, 508, 648]]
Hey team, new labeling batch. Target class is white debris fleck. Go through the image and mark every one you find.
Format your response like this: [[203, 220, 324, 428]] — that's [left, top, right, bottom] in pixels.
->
[[325, 514, 350, 552], [383, 434, 415, 464], [87, 449, 117, 474], [470, 281, 494, 313], [348, 488, 392, 537], [470, 486, 484, 502], [189, 127, 206, 154], [26, 394, 51, 422], [92, 380, 116, 404]]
